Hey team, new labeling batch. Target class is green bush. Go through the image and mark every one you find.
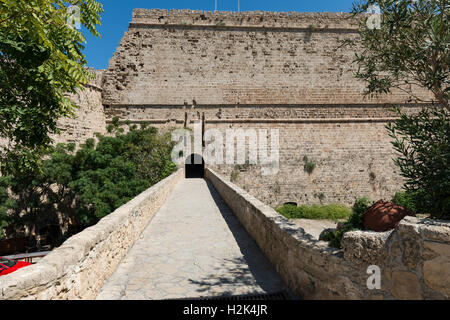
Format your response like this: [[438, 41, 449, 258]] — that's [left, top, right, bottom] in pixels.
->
[[276, 203, 352, 221], [387, 107, 450, 219], [0, 121, 177, 244], [348, 197, 372, 229], [392, 191, 420, 213], [276, 204, 301, 219], [323, 197, 374, 249]]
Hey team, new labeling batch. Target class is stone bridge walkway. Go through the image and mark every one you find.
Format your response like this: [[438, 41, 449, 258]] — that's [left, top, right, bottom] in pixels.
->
[[97, 179, 290, 300]]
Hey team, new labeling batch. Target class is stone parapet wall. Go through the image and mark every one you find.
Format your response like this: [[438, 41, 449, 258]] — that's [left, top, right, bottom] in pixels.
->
[[205, 168, 450, 299], [0, 169, 184, 300], [131, 9, 360, 30]]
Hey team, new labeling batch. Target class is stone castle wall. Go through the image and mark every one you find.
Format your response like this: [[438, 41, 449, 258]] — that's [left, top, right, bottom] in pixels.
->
[[53, 69, 107, 146], [208, 121, 403, 207], [102, 9, 431, 106], [101, 9, 435, 207]]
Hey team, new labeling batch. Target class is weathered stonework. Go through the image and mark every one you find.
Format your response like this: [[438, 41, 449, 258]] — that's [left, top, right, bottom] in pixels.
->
[[206, 169, 450, 300], [1, 169, 448, 300], [1, 9, 448, 301], [53, 69, 107, 146], [0, 169, 184, 300], [101, 9, 434, 207], [103, 10, 431, 106]]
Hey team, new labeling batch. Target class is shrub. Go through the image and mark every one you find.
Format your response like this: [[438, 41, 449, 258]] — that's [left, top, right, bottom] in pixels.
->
[[387, 106, 449, 219], [0, 207, 8, 240], [276, 204, 301, 219], [276, 203, 352, 221], [392, 191, 419, 213], [322, 227, 352, 249], [323, 197, 374, 249], [348, 197, 372, 229], [0, 122, 177, 245]]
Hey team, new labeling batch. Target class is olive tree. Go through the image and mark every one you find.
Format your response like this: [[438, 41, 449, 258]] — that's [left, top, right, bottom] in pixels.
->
[[352, 0, 449, 218]]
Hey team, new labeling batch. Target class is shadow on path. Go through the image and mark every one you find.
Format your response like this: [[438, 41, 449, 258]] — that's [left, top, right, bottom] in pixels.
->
[[185, 180, 296, 299]]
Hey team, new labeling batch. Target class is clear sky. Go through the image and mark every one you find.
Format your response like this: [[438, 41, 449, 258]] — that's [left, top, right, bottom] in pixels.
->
[[83, 0, 357, 70]]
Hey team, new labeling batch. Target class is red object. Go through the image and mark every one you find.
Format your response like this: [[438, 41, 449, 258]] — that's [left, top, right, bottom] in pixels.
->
[[0, 257, 32, 276], [363, 200, 415, 232]]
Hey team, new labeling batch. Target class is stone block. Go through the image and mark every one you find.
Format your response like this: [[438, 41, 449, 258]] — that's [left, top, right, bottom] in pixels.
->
[[422, 242, 450, 297], [391, 271, 422, 300]]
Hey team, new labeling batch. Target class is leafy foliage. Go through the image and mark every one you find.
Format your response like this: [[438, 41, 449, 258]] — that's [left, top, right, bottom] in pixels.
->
[[349, 196, 373, 228], [276, 203, 352, 221], [392, 190, 421, 213], [351, 0, 449, 110], [387, 107, 449, 218], [303, 156, 316, 175], [322, 197, 374, 248], [0, 0, 103, 153], [351, 1, 449, 219], [0, 123, 177, 245]]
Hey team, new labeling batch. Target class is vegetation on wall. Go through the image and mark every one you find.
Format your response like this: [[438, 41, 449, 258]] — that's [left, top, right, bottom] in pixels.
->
[[303, 156, 316, 175], [0, 121, 177, 246], [351, 0, 449, 219]]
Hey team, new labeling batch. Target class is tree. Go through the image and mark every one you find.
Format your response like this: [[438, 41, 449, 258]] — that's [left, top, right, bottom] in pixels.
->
[[352, 0, 448, 110], [386, 106, 449, 218], [0, 0, 103, 157], [0, 122, 178, 246], [352, 0, 449, 218]]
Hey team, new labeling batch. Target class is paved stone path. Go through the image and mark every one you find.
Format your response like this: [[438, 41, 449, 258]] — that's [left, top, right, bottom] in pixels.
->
[[97, 179, 290, 300]]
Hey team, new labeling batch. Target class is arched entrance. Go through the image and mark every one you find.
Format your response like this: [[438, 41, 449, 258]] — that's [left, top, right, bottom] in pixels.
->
[[185, 154, 205, 178]]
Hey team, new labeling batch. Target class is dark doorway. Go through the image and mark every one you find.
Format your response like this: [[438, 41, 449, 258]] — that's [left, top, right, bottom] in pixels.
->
[[185, 154, 205, 178]]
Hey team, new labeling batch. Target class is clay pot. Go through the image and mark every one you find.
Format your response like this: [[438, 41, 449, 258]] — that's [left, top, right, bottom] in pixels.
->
[[363, 200, 415, 232]]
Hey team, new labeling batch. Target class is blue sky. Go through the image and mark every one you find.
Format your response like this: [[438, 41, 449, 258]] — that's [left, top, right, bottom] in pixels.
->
[[83, 0, 357, 69]]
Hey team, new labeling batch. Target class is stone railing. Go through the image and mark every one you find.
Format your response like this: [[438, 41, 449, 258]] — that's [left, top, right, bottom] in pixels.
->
[[0, 168, 184, 300], [205, 168, 450, 300]]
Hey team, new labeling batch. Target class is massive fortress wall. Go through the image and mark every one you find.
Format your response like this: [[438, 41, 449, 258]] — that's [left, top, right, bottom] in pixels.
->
[[102, 9, 431, 106], [101, 9, 432, 207]]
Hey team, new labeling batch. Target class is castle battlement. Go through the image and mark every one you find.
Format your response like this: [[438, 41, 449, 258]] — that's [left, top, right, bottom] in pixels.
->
[[131, 9, 360, 30]]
